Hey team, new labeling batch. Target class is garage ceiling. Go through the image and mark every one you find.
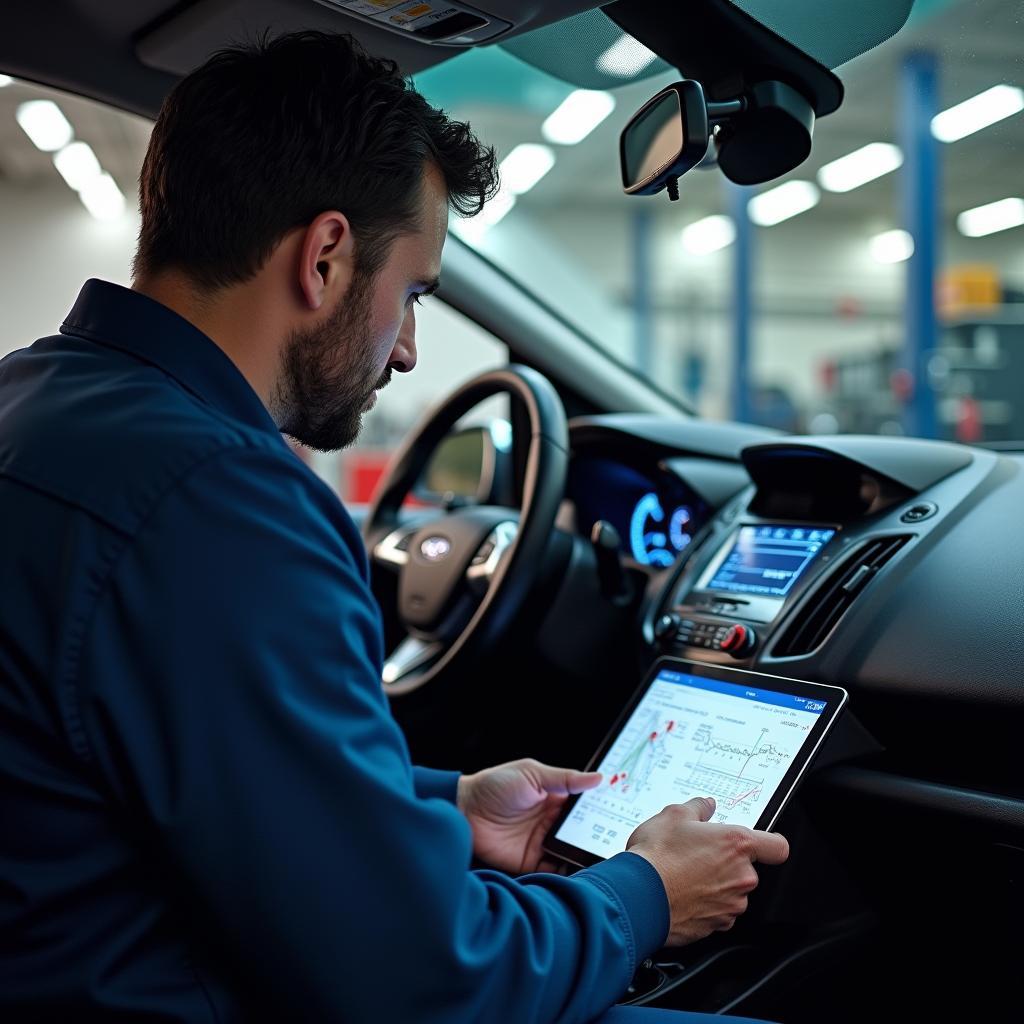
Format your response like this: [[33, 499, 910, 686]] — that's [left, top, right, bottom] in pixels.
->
[[0, 0, 1020, 244]]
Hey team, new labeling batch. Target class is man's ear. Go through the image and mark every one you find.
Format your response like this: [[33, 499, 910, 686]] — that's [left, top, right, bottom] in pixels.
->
[[297, 210, 356, 311]]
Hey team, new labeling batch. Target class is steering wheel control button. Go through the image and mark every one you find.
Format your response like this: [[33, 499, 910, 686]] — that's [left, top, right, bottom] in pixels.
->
[[471, 539, 496, 565], [900, 501, 938, 523], [721, 624, 757, 657]]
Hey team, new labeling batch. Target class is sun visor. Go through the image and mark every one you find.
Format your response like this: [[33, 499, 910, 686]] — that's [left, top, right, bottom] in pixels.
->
[[135, 0, 606, 77]]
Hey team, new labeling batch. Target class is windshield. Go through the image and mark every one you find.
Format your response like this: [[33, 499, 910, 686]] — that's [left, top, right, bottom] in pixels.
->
[[415, 0, 1024, 444]]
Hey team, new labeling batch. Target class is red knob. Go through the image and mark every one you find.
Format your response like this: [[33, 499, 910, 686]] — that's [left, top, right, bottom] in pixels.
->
[[721, 624, 756, 657]]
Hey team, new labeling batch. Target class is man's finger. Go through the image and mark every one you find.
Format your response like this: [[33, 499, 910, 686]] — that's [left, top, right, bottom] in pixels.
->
[[533, 764, 602, 795], [751, 830, 790, 866], [670, 796, 717, 823]]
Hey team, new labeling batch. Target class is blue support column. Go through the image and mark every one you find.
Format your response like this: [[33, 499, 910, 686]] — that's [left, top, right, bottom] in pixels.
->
[[631, 207, 653, 376], [729, 183, 754, 424], [900, 50, 941, 439]]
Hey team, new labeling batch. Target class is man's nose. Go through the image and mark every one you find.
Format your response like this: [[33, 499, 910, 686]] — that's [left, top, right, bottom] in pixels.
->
[[389, 307, 418, 373]]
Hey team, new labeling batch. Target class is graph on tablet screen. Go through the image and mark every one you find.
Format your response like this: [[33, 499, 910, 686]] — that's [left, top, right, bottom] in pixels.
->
[[554, 668, 826, 858]]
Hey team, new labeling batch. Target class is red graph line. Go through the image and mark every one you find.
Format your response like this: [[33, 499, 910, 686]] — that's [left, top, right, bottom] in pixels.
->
[[728, 785, 761, 808]]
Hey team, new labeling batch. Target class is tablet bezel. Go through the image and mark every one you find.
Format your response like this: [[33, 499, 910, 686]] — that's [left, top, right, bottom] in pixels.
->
[[543, 657, 848, 869]]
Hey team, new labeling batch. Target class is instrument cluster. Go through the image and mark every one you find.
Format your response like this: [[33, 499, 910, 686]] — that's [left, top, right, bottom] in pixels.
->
[[567, 457, 709, 568]]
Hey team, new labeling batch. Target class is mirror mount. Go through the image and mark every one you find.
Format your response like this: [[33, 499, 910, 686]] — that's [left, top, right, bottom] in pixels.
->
[[663, 97, 746, 201], [621, 77, 815, 200]]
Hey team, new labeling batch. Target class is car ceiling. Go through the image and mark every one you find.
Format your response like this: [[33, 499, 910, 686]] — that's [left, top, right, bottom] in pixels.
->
[[0, 0, 608, 118]]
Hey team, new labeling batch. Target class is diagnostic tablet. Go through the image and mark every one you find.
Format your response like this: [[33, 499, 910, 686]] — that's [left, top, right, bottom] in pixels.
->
[[544, 658, 847, 868]]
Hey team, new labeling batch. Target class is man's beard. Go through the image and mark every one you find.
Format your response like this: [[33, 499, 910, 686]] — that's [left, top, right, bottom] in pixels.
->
[[276, 270, 390, 453]]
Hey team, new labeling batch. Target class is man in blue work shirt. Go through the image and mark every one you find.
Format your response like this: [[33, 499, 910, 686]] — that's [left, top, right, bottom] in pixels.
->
[[0, 31, 788, 1022]]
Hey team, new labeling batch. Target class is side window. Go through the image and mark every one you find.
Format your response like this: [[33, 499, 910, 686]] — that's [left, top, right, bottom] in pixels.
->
[[304, 299, 509, 502], [0, 81, 149, 357]]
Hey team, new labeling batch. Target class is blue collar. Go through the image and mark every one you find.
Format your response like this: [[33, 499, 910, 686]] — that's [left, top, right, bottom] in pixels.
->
[[61, 279, 280, 436]]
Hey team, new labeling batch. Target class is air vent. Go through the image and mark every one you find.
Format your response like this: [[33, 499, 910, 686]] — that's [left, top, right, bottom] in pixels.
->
[[773, 535, 911, 657]]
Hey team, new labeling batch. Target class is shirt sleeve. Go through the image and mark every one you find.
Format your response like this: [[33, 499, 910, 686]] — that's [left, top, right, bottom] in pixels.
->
[[73, 446, 669, 1024], [413, 765, 462, 803]]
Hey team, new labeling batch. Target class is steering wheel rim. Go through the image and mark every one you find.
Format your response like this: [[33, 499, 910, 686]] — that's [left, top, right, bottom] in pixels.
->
[[362, 365, 568, 695]]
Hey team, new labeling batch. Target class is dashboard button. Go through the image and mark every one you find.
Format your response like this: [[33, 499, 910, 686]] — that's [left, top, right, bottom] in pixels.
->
[[721, 624, 757, 658], [900, 501, 938, 523]]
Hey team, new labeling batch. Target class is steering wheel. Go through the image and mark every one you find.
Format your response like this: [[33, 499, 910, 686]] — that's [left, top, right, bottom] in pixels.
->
[[362, 365, 568, 695]]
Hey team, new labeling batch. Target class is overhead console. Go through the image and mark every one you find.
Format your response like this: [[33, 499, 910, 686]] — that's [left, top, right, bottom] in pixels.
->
[[313, 0, 511, 45], [134, 0, 603, 75], [649, 435, 976, 666]]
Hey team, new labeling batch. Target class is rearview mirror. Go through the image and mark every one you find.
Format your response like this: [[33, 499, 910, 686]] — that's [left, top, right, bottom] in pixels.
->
[[621, 77, 815, 198], [620, 81, 711, 196]]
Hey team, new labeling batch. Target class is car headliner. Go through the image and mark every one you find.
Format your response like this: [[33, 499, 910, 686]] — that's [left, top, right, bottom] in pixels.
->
[[0, 0, 605, 120]]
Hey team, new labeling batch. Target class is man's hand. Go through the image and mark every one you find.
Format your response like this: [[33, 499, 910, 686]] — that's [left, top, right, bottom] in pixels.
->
[[626, 796, 790, 946], [457, 759, 602, 874]]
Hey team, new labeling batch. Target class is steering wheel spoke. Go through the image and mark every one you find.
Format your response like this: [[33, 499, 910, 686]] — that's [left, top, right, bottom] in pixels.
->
[[465, 520, 519, 593], [382, 636, 444, 687], [371, 524, 417, 571]]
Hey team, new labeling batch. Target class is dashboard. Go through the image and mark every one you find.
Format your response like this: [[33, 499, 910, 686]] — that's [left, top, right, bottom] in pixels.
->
[[566, 457, 708, 567], [554, 414, 1024, 812]]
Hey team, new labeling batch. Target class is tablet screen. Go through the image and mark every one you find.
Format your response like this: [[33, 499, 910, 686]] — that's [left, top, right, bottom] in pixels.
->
[[552, 665, 834, 860]]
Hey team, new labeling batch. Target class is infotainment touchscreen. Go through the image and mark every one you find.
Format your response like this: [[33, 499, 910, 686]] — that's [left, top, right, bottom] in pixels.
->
[[701, 525, 835, 598], [544, 659, 847, 868]]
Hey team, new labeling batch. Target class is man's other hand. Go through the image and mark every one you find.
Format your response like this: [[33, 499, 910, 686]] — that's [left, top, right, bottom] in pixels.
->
[[626, 796, 790, 946], [457, 759, 602, 874]]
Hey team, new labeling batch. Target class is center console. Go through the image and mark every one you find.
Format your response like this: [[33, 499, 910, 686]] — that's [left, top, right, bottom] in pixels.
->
[[654, 522, 837, 658], [649, 435, 974, 667]]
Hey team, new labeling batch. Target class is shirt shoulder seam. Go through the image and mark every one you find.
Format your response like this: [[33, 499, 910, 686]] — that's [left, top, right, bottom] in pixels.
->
[[59, 324, 279, 445]]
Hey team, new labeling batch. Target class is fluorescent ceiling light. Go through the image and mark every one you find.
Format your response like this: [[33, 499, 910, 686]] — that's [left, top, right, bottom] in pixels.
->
[[0, 74, 13, 88], [870, 229, 914, 264], [499, 144, 555, 195], [681, 215, 735, 255], [16, 99, 74, 152], [748, 180, 820, 226], [932, 84, 1024, 143], [53, 141, 102, 191], [817, 142, 903, 193], [541, 90, 616, 146], [78, 172, 126, 221], [956, 197, 1024, 238], [453, 187, 516, 244], [596, 34, 658, 78]]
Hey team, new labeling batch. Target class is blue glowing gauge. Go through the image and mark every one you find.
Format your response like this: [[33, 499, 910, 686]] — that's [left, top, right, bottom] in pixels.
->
[[629, 492, 675, 567], [669, 506, 694, 552]]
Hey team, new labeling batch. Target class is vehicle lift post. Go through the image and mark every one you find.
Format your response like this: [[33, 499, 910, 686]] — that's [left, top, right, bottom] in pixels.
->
[[900, 49, 941, 439], [631, 206, 654, 377], [729, 181, 755, 425]]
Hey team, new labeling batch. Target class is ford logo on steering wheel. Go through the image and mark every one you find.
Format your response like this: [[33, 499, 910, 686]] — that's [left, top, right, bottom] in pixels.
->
[[419, 536, 452, 561]]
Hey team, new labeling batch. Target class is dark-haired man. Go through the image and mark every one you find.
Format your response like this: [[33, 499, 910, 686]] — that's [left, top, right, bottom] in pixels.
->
[[0, 31, 785, 1023]]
